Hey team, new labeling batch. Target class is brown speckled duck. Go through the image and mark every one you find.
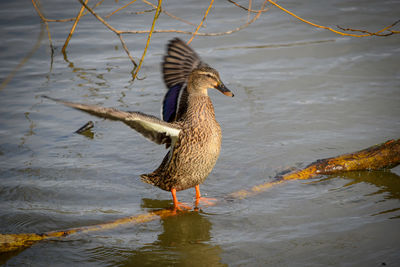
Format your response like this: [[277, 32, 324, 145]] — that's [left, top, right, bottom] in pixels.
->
[[45, 38, 233, 209]]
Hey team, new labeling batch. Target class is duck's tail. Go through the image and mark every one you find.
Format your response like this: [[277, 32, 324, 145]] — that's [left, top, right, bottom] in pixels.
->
[[140, 173, 157, 186]]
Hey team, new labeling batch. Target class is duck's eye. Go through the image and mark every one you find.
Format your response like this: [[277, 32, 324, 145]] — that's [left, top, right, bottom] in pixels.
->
[[206, 74, 214, 79]]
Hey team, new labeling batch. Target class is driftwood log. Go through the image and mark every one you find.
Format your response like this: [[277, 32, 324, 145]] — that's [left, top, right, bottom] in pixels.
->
[[1, 139, 399, 253]]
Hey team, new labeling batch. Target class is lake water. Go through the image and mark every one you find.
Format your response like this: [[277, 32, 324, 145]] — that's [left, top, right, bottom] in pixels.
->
[[1, 0, 400, 266]]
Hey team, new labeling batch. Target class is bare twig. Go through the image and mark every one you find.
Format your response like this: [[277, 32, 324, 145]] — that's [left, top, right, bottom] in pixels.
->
[[132, 0, 162, 80], [77, 0, 120, 32], [114, 1, 265, 37], [227, 0, 269, 13], [187, 0, 214, 44], [337, 19, 400, 36], [33, 0, 104, 22], [142, 0, 199, 27], [247, 0, 252, 22], [31, 0, 54, 52], [118, 34, 138, 68], [134, 8, 156, 14], [266, 0, 400, 37], [124, 0, 266, 37], [62, 0, 88, 53], [104, 0, 198, 28], [105, 0, 138, 18], [76, 0, 138, 66], [117, 0, 266, 37]]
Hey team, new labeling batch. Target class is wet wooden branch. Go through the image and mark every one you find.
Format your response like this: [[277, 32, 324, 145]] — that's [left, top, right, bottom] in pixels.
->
[[283, 139, 400, 179], [231, 139, 400, 199], [1, 138, 399, 253]]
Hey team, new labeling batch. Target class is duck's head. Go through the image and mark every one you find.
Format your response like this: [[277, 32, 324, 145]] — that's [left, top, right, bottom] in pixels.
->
[[187, 66, 234, 97]]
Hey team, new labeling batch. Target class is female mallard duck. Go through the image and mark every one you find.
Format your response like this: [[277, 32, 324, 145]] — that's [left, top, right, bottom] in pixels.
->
[[45, 38, 233, 209]]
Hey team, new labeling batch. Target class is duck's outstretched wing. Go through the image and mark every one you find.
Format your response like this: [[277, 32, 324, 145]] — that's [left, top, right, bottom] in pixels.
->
[[43, 96, 181, 146], [161, 38, 206, 122]]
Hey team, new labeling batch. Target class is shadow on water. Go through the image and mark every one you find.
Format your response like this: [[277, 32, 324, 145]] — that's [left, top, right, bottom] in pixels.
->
[[0, 248, 27, 266], [117, 198, 226, 267]]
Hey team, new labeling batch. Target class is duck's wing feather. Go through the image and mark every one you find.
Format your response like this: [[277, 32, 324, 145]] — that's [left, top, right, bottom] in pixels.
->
[[43, 96, 181, 145], [162, 83, 182, 123], [161, 38, 207, 122]]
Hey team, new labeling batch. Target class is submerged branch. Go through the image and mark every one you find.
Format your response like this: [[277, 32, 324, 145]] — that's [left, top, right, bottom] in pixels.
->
[[1, 138, 399, 252], [231, 139, 400, 199]]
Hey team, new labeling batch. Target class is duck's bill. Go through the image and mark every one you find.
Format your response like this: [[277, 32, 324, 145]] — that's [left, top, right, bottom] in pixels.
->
[[215, 83, 234, 97]]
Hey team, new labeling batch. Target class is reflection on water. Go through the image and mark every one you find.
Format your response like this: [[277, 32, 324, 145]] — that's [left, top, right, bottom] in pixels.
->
[[118, 199, 226, 267], [339, 171, 400, 219], [340, 171, 400, 201]]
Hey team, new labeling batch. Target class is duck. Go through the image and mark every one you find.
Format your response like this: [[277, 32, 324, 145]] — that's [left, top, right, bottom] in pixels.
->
[[44, 38, 234, 210]]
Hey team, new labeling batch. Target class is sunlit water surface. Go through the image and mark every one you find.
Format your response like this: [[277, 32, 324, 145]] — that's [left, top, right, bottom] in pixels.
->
[[1, 0, 400, 266]]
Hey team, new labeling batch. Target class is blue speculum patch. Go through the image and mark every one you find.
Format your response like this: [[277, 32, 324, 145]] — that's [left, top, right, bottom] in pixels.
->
[[162, 83, 183, 122]]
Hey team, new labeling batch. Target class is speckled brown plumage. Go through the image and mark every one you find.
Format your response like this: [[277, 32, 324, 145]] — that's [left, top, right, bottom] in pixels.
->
[[141, 94, 222, 191], [44, 38, 233, 209]]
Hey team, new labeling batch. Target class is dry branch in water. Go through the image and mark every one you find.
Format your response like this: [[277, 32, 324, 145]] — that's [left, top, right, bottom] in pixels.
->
[[1, 138, 399, 253], [266, 0, 400, 37], [187, 0, 215, 45], [62, 0, 88, 53], [25, 0, 399, 84], [2, 0, 399, 254], [132, 0, 163, 80], [231, 139, 400, 199], [228, 0, 269, 13], [76, 0, 138, 67]]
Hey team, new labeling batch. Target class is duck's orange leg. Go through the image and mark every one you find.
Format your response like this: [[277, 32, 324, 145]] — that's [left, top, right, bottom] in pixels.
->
[[171, 188, 192, 211], [195, 185, 217, 207]]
